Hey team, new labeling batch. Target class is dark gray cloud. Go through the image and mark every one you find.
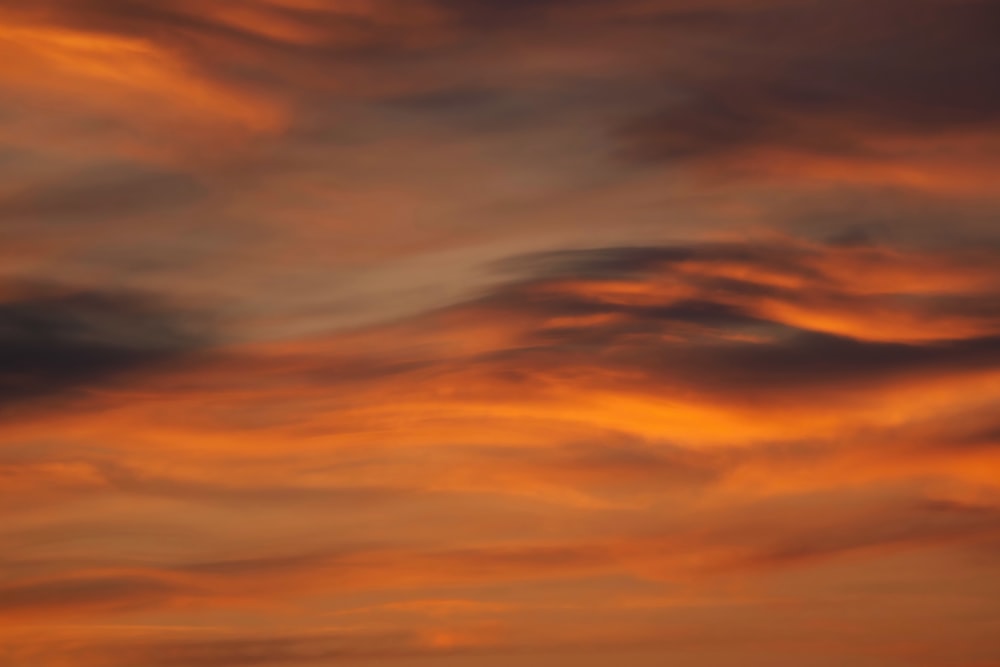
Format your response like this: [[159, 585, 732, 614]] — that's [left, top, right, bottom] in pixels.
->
[[0, 285, 208, 408], [444, 240, 1000, 403], [629, 331, 1000, 402], [504, 242, 818, 280]]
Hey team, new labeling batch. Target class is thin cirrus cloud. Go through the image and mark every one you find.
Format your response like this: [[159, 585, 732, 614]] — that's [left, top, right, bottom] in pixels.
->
[[1, 0, 999, 666]]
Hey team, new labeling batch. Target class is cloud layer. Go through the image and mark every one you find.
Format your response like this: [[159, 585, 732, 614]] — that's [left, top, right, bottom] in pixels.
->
[[2, 1, 999, 666]]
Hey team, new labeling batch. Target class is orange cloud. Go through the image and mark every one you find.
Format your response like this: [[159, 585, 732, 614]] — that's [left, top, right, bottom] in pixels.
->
[[0, 10, 283, 161]]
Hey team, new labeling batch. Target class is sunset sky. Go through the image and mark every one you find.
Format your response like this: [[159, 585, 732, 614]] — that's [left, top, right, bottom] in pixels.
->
[[2, 1, 1000, 666]]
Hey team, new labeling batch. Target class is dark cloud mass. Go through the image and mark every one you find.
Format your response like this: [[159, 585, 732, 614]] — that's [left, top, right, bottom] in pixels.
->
[[0, 286, 206, 407], [443, 240, 1000, 405]]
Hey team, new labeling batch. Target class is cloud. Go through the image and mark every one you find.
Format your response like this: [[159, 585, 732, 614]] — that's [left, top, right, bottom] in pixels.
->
[[0, 0, 461, 163], [0, 573, 182, 618], [0, 284, 208, 409], [699, 495, 1000, 573], [0, 455, 413, 513], [1, 2, 999, 661], [0, 165, 205, 226], [5, 237, 995, 501], [460, 239, 1000, 409], [86, 631, 419, 667], [3, 484, 995, 626], [0, 5, 284, 159], [615, 0, 1000, 188], [0, 626, 495, 667]]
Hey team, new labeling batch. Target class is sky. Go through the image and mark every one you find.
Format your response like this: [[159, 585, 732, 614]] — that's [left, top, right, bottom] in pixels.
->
[[1, 1, 999, 665]]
